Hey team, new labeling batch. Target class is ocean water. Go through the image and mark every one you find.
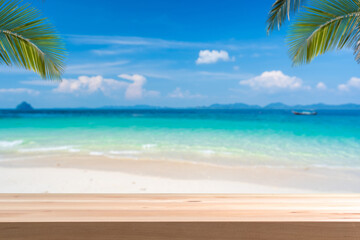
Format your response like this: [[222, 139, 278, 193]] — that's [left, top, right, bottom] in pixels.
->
[[0, 109, 359, 168]]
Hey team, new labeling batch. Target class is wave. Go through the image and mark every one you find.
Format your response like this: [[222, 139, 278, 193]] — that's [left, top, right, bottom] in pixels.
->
[[142, 144, 157, 149], [0, 140, 23, 148], [109, 150, 141, 155], [89, 151, 104, 156], [18, 146, 78, 153]]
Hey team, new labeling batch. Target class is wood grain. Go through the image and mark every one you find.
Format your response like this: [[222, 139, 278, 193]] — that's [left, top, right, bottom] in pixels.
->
[[1, 194, 360, 239]]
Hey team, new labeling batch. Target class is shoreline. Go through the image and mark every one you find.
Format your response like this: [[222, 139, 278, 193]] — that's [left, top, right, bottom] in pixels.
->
[[1, 154, 360, 193]]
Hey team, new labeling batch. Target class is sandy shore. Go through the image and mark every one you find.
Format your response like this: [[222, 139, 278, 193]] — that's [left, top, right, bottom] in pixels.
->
[[1, 154, 360, 193]]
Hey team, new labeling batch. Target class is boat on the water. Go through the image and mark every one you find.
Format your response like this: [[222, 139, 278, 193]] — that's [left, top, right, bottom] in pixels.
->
[[292, 111, 317, 115]]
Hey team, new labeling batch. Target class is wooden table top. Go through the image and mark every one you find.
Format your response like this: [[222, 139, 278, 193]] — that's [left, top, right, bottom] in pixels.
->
[[1, 194, 360, 222]]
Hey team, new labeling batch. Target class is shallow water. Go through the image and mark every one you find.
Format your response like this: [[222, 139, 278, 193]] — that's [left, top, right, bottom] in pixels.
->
[[0, 109, 359, 168]]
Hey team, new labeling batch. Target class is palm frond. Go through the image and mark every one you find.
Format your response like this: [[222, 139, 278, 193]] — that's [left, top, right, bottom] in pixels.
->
[[267, 0, 304, 33], [0, 0, 65, 80], [287, 0, 360, 65]]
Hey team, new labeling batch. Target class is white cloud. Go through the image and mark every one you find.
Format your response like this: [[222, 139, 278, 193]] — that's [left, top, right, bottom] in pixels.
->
[[0, 88, 39, 95], [338, 84, 348, 91], [338, 77, 360, 91], [316, 82, 327, 90], [196, 50, 232, 64], [54, 74, 158, 100], [239, 71, 303, 90], [54, 75, 126, 94], [168, 87, 204, 99], [118, 74, 147, 99]]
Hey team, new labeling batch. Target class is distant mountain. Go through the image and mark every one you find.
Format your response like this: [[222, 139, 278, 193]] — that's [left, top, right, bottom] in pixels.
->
[[205, 103, 261, 109], [99, 103, 360, 110], [16, 101, 34, 111], [293, 103, 360, 110], [203, 102, 360, 110]]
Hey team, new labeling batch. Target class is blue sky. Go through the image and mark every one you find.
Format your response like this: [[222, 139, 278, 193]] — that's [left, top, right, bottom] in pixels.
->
[[1, 0, 360, 108]]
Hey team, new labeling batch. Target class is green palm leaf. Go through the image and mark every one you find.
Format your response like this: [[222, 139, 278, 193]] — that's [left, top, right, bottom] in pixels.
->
[[0, 0, 65, 80], [287, 0, 360, 65], [267, 0, 304, 33]]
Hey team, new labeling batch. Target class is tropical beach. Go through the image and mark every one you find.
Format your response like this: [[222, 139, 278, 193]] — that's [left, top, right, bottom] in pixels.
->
[[1, 0, 360, 196], [3, 1, 360, 239], [1, 108, 360, 193]]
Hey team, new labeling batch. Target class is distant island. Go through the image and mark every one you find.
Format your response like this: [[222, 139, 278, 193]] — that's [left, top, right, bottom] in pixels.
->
[[100, 102, 360, 110], [16, 101, 34, 111], [7, 102, 360, 111], [261, 102, 360, 110]]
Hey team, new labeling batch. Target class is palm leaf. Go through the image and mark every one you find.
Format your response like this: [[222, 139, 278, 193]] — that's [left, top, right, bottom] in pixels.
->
[[287, 0, 360, 65], [0, 0, 65, 80], [267, 0, 304, 33]]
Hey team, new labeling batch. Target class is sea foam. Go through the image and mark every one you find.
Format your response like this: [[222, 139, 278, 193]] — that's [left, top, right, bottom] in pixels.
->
[[0, 140, 23, 148], [142, 144, 157, 149], [18, 146, 75, 152], [109, 150, 140, 155], [89, 151, 104, 156]]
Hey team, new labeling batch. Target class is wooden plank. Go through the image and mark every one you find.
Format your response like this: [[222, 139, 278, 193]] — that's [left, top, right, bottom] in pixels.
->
[[1, 194, 360, 239], [2, 222, 360, 240], [1, 194, 360, 222]]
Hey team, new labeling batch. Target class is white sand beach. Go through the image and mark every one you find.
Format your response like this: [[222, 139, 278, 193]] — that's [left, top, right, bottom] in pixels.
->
[[1, 154, 360, 193]]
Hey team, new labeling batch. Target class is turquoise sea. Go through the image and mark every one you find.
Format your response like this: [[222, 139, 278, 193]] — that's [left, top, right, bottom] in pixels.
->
[[0, 109, 359, 168]]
